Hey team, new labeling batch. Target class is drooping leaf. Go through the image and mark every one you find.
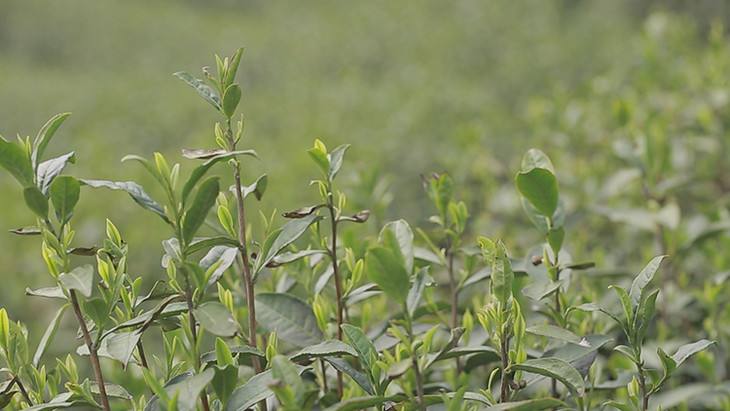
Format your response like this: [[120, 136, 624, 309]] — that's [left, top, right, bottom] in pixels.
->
[[526, 324, 581, 344], [289, 340, 357, 362], [513, 357, 585, 396], [174, 71, 221, 110], [480, 398, 566, 411], [26, 286, 66, 300], [240, 173, 267, 201], [36, 151, 75, 194], [194, 301, 238, 337], [182, 177, 219, 245], [10, 226, 41, 236], [255, 293, 323, 347], [49, 175, 81, 224], [59, 265, 94, 298], [81, 179, 171, 225]]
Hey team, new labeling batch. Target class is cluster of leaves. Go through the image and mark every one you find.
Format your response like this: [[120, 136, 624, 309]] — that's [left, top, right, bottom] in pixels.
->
[[0, 49, 721, 411]]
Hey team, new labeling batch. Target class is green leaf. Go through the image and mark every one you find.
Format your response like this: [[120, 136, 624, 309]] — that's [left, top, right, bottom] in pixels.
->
[[59, 265, 94, 298], [222, 84, 242, 118], [36, 151, 76, 194], [525, 324, 581, 344], [610, 285, 634, 327], [78, 331, 141, 367], [378, 219, 414, 273], [271, 355, 307, 401], [240, 174, 268, 201], [81, 179, 171, 225], [254, 214, 321, 275], [479, 238, 513, 305], [32, 304, 69, 366], [628, 255, 667, 306], [328, 144, 350, 181], [480, 398, 566, 411], [671, 339, 714, 367], [186, 236, 241, 255], [225, 365, 309, 411], [366, 246, 411, 303], [223, 48, 244, 87], [201, 345, 265, 365], [32, 112, 71, 167], [289, 340, 357, 362], [512, 357, 585, 396], [515, 149, 558, 217], [194, 301, 238, 337], [324, 357, 375, 395], [341, 324, 377, 372], [406, 267, 433, 317], [174, 71, 222, 110], [256, 293, 323, 347], [26, 286, 65, 300], [181, 151, 257, 206], [146, 369, 215, 411], [49, 175, 80, 224], [0, 137, 33, 187], [200, 246, 239, 287], [182, 177, 219, 245], [23, 186, 48, 218], [212, 363, 238, 405]]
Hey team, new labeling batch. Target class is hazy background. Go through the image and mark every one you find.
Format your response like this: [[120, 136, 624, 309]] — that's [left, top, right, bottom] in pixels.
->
[[1, 0, 729, 348]]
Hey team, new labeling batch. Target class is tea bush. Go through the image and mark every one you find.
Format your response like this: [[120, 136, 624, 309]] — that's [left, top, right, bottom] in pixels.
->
[[0, 47, 727, 411]]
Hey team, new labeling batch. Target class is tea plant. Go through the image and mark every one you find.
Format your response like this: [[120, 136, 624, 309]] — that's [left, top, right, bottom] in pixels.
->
[[0, 49, 721, 411]]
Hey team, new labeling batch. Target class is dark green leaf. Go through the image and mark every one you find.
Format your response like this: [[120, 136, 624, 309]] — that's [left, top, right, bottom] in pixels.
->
[[328, 144, 350, 181], [366, 246, 411, 303], [49, 175, 80, 224], [59, 264, 94, 298], [512, 357, 585, 396], [341, 324, 377, 372], [23, 186, 48, 218], [194, 301, 238, 337], [254, 214, 321, 275], [289, 340, 357, 362], [255, 293, 323, 347], [0, 137, 33, 187], [222, 84, 242, 118], [182, 177, 219, 245]]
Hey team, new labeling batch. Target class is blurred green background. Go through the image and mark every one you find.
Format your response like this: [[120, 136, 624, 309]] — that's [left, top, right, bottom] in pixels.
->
[[1, 0, 730, 352]]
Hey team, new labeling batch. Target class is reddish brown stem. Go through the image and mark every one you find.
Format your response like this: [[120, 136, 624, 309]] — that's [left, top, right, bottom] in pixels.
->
[[69, 290, 111, 411]]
